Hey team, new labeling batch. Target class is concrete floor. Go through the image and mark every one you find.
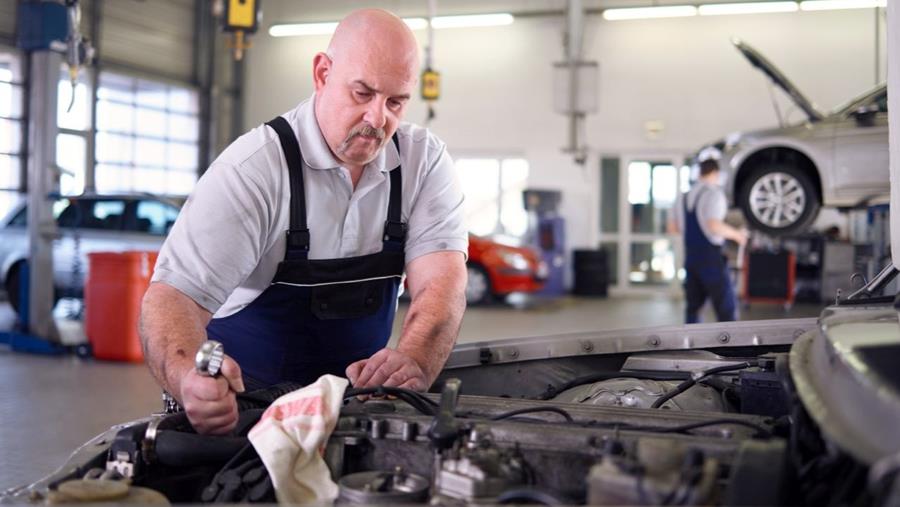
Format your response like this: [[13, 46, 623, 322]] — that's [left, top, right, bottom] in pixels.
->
[[0, 294, 824, 491]]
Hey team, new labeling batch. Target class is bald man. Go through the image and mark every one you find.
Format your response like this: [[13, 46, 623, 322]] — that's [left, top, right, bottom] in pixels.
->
[[139, 10, 468, 435]]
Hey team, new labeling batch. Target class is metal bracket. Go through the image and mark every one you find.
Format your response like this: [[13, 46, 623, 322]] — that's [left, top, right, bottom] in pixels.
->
[[846, 264, 898, 301]]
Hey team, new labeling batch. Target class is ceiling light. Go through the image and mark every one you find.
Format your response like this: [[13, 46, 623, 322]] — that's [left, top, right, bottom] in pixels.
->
[[602, 5, 698, 21], [269, 13, 514, 38], [430, 13, 514, 29], [800, 0, 886, 11], [402, 18, 429, 30], [698, 2, 799, 16], [269, 22, 338, 37]]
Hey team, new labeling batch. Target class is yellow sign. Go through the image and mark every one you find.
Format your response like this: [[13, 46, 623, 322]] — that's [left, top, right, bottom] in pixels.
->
[[421, 69, 440, 101], [226, 0, 257, 31]]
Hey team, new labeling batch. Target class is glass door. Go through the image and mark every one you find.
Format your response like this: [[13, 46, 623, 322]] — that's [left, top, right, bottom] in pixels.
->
[[599, 156, 691, 291]]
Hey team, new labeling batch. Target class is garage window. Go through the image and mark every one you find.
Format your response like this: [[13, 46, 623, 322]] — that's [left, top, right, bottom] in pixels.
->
[[0, 48, 24, 219], [95, 71, 199, 196], [56, 66, 92, 196], [456, 157, 529, 238]]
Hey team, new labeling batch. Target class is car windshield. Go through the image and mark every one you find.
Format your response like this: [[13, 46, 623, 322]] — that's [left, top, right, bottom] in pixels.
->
[[832, 85, 887, 116]]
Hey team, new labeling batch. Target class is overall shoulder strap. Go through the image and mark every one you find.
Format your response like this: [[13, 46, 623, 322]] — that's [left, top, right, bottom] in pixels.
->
[[265, 116, 309, 259], [383, 133, 407, 247]]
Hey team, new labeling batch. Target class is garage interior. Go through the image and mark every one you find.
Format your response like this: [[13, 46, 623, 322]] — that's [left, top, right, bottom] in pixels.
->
[[0, 0, 897, 503]]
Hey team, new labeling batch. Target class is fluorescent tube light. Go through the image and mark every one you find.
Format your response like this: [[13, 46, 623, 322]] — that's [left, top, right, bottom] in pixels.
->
[[269, 22, 338, 37], [403, 18, 429, 30], [430, 13, 514, 29], [800, 0, 886, 11], [698, 2, 799, 16], [269, 13, 514, 37], [602, 5, 697, 20]]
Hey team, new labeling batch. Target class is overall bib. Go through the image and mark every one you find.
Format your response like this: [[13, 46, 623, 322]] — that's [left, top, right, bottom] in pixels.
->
[[206, 116, 406, 389], [683, 188, 737, 324]]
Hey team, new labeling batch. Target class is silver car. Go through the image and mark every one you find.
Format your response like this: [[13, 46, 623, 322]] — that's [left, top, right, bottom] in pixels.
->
[[0, 193, 181, 315], [700, 39, 888, 235]]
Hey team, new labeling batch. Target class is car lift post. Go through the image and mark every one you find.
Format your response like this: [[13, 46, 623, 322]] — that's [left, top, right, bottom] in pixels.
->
[[0, 3, 66, 353], [24, 50, 62, 345]]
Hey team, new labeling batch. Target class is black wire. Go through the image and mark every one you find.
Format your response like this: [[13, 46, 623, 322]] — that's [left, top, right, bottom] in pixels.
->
[[651, 361, 758, 409], [647, 418, 772, 438], [344, 386, 438, 416], [346, 386, 439, 407], [496, 488, 570, 505], [489, 407, 574, 423]]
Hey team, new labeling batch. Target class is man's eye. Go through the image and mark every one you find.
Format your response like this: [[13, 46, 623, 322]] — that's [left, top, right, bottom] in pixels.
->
[[388, 99, 403, 109], [354, 91, 372, 100]]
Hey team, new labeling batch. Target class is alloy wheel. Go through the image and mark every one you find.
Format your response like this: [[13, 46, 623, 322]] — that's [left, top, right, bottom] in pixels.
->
[[748, 172, 807, 229]]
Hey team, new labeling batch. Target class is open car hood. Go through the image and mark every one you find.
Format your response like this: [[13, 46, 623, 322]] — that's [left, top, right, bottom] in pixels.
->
[[733, 38, 825, 123]]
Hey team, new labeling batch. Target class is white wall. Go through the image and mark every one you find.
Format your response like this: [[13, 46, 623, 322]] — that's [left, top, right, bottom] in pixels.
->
[[244, 4, 886, 257]]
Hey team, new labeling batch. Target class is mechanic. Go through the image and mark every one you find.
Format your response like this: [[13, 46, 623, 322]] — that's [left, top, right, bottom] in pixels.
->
[[139, 9, 468, 435], [668, 158, 748, 324]]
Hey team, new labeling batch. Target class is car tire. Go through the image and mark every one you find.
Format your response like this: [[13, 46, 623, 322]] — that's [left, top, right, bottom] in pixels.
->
[[5, 262, 22, 315], [737, 164, 820, 236], [465, 263, 493, 306]]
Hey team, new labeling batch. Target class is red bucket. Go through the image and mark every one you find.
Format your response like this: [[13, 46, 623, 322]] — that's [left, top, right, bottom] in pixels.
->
[[85, 251, 157, 363]]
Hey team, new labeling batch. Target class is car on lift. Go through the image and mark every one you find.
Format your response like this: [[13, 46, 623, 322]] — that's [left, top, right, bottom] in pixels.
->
[[465, 234, 547, 305], [697, 39, 888, 236], [0, 193, 181, 314]]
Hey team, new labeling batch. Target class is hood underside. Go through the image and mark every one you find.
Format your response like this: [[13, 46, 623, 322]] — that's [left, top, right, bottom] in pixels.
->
[[732, 38, 825, 123]]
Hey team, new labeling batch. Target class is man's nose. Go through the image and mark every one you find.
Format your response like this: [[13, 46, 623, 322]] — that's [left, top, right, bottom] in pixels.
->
[[363, 100, 387, 129]]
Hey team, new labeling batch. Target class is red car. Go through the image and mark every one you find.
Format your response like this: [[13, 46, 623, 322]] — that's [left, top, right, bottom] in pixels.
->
[[466, 234, 547, 304]]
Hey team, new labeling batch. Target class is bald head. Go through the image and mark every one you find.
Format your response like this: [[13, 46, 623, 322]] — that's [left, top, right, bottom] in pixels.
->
[[326, 9, 419, 69], [312, 9, 420, 174]]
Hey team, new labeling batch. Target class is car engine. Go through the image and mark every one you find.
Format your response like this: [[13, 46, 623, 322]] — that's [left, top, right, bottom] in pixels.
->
[[4, 308, 899, 506]]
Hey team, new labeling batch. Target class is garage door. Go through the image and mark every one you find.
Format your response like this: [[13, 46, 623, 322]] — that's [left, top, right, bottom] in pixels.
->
[[0, 0, 17, 39], [100, 0, 195, 82]]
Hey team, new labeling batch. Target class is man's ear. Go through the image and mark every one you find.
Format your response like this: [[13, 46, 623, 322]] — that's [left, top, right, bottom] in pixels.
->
[[313, 53, 332, 91]]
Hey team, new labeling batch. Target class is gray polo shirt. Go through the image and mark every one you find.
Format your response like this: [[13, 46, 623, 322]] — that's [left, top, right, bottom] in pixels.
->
[[672, 182, 727, 246], [153, 94, 468, 318]]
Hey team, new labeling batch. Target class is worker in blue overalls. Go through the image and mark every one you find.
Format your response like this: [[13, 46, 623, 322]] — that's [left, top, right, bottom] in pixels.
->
[[139, 10, 468, 435], [669, 159, 748, 324]]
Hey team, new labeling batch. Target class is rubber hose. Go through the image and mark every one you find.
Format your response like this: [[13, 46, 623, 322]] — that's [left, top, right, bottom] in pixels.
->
[[154, 430, 249, 467]]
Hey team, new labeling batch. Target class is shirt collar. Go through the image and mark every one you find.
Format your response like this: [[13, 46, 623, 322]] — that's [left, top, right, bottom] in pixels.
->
[[294, 93, 401, 173]]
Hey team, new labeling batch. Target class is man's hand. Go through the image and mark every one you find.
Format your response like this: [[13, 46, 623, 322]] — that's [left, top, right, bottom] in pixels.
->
[[346, 349, 428, 391], [180, 355, 245, 435], [734, 228, 750, 247]]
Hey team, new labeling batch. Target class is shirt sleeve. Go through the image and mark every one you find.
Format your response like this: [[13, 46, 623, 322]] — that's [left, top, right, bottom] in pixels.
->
[[152, 160, 274, 314], [404, 143, 469, 263], [701, 188, 728, 222]]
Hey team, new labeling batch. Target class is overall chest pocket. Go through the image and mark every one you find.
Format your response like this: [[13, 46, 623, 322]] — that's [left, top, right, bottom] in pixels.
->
[[310, 279, 388, 320]]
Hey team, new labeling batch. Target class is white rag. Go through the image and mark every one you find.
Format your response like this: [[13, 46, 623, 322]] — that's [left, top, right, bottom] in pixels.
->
[[248, 374, 349, 504]]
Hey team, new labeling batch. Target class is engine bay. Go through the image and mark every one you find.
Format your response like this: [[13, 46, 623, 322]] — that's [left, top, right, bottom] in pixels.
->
[[4, 308, 900, 506]]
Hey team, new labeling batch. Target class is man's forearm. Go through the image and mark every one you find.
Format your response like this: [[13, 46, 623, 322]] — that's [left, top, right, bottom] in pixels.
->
[[139, 282, 213, 398], [396, 273, 466, 384], [706, 219, 742, 243]]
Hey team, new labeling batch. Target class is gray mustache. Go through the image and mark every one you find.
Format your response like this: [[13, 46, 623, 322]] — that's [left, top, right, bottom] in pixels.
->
[[336, 123, 386, 155], [349, 123, 385, 141]]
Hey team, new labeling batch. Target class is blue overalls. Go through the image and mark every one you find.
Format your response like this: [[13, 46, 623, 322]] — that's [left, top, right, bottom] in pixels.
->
[[206, 116, 406, 389], [683, 187, 737, 324]]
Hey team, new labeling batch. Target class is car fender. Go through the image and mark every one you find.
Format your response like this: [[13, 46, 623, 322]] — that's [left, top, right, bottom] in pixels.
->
[[726, 136, 831, 204], [0, 249, 28, 287]]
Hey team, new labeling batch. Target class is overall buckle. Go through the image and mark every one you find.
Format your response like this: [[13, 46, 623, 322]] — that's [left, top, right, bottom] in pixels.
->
[[286, 229, 310, 251], [383, 220, 408, 242]]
